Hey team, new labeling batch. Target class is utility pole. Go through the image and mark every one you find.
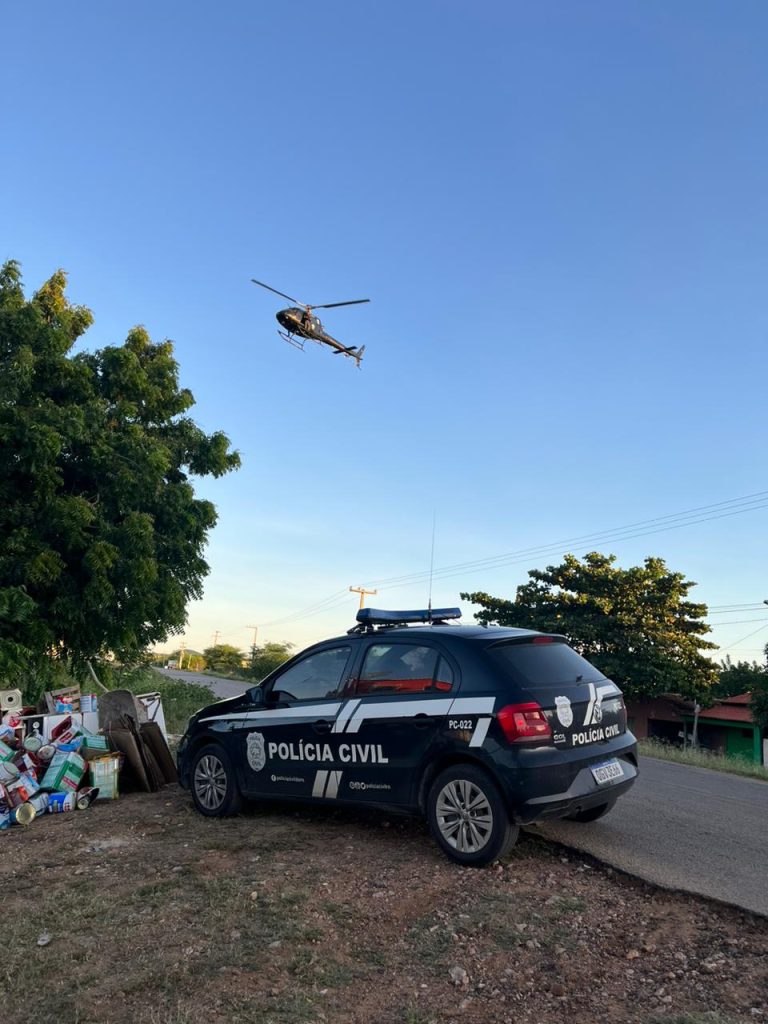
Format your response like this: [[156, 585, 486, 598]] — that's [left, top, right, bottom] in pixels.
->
[[246, 625, 259, 649], [691, 701, 701, 749], [350, 586, 377, 610], [178, 641, 186, 670], [212, 630, 220, 647]]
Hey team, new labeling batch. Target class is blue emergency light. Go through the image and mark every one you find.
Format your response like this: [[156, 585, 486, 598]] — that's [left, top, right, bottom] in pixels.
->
[[356, 607, 462, 625]]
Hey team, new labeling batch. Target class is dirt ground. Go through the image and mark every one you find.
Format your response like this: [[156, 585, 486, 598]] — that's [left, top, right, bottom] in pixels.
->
[[2, 785, 767, 1024]]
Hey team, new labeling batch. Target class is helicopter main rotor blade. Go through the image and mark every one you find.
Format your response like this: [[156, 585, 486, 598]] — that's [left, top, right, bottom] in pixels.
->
[[251, 279, 304, 306], [309, 299, 371, 310]]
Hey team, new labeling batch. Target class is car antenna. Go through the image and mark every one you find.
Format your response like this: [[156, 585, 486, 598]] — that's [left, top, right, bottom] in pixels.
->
[[427, 511, 436, 623]]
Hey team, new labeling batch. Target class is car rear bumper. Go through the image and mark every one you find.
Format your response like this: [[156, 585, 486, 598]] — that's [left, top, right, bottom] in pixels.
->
[[494, 731, 639, 824]]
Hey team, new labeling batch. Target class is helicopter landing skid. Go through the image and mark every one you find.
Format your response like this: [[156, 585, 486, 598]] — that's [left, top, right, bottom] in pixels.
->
[[278, 330, 305, 351]]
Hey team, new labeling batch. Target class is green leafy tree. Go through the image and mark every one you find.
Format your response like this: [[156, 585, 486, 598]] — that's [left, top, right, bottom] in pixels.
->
[[748, 643, 768, 736], [247, 641, 293, 682], [0, 260, 240, 665], [752, 690, 768, 736], [462, 552, 718, 700], [714, 655, 768, 699], [0, 586, 38, 683], [203, 644, 245, 673]]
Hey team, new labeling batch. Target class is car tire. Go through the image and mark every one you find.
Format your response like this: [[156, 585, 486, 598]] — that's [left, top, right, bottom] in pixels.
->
[[427, 764, 519, 867], [565, 799, 616, 823], [190, 743, 242, 817]]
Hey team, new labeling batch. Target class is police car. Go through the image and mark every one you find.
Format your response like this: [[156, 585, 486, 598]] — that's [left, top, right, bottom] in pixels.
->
[[177, 608, 638, 866]]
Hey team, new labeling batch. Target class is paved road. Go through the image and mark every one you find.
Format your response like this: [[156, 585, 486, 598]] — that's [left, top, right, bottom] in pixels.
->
[[158, 667, 251, 700], [161, 668, 768, 917], [537, 756, 768, 917]]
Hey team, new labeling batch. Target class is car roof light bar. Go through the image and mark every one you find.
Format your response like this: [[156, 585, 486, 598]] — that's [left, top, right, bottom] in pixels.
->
[[355, 607, 462, 626]]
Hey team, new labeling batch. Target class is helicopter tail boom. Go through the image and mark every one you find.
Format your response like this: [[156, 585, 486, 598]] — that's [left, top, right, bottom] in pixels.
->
[[331, 341, 365, 367]]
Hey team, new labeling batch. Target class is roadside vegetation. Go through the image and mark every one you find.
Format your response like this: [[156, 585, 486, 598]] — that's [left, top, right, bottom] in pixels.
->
[[639, 738, 768, 782], [155, 640, 294, 683], [112, 665, 216, 734]]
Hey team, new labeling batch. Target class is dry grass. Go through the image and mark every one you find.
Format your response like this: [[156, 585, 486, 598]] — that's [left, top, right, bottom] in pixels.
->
[[2, 787, 766, 1024], [639, 738, 768, 782]]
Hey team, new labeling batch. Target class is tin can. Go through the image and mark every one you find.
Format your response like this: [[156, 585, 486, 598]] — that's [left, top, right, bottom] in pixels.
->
[[23, 733, 43, 753], [37, 744, 56, 763], [0, 760, 20, 784], [76, 786, 99, 810], [11, 802, 37, 826], [5, 780, 30, 807], [28, 792, 50, 815], [81, 694, 98, 712], [47, 791, 76, 813], [0, 805, 10, 830]]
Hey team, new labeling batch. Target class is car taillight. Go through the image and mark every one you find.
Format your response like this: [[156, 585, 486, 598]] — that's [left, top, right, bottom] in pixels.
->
[[497, 702, 552, 743]]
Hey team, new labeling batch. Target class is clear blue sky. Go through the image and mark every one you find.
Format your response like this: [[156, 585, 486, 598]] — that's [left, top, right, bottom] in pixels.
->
[[3, 1, 766, 660]]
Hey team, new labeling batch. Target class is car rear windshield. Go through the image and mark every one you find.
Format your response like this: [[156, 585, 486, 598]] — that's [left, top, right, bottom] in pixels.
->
[[489, 640, 606, 689]]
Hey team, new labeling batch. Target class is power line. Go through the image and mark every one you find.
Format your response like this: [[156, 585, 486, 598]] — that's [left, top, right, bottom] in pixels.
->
[[258, 592, 353, 629], [365, 501, 768, 595], [362, 491, 768, 590], [708, 617, 768, 627], [254, 488, 768, 629], [718, 622, 768, 653], [709, 603, 768, 611], [708, 606, 768, 614]]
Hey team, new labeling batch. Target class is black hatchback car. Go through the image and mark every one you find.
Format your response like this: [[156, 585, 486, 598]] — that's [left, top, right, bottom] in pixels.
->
[[177, 608, 638, 866]]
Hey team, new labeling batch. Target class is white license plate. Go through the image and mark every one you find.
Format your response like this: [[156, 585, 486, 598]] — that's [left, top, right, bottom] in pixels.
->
[[590, 759, 623, 785]]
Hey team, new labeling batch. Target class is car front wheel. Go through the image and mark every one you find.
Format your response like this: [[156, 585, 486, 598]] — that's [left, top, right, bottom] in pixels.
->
[[427, 765, 519, 867], [191, 743, 242, 817]]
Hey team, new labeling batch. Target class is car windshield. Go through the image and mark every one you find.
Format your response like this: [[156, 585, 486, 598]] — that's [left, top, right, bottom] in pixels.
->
[[490, 640, 607, 689]]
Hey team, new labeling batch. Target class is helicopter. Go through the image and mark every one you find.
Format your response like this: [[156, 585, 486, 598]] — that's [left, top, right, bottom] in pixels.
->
[[251, 278, 370, 367]]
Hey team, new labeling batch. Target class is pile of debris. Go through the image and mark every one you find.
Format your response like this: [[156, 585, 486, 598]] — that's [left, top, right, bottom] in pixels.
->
[[0, 686, 177, 831]]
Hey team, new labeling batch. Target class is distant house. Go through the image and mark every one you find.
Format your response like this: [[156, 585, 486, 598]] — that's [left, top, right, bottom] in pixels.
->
[[625, 694, 692, 744], [626, 691, 764, 765], [683, 693, 763, 764]]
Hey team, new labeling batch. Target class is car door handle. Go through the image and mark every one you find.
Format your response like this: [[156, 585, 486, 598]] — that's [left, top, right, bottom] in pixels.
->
[[312, 720, 332, 734]]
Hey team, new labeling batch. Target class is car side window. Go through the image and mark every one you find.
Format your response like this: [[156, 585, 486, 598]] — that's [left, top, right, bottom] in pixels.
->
[[356, 643, 440, 695], [270, 646, 351, 703], [434, 656, 454, 692]]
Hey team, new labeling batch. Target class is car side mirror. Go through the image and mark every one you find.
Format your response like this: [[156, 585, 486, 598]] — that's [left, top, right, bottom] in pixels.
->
[[248, 686, 265, 707]]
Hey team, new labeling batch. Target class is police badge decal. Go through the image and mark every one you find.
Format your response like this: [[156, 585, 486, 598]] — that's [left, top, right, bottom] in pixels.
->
[[555, 696, 573, 728], [246, 731, 266, 772]]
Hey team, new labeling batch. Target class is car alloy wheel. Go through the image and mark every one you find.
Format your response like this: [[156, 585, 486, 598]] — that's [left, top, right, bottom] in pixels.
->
[[435, 777, 494, 854], [194, 753, 228, 811], [427, 764, 518, 866]]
